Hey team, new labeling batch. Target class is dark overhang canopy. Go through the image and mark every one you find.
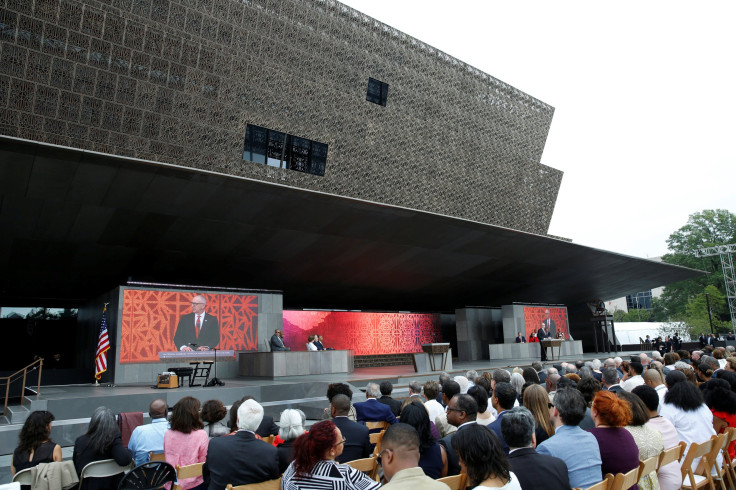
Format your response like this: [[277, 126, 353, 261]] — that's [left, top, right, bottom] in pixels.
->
[[0, 137, 701, 310]]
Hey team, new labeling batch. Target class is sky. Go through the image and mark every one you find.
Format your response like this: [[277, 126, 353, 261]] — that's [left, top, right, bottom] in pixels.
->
[[339, 1, 736, 259]]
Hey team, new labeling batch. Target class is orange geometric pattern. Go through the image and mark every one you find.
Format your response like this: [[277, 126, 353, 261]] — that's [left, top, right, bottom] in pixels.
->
[[282, 311, 441, 356], [523, 306, 569, 339], [120, 289, 258, 363]]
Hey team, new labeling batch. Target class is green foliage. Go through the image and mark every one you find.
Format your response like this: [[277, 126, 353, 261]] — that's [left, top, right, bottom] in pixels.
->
[[659, 209, 736, 320], [612, 308, 653, 323], [682, 285, 729, 338]]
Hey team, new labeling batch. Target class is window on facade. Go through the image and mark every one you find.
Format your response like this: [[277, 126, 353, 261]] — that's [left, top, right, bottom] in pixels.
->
[[243, 124, 328, 176], [366, 77, 388, 106], [626, 291, 653, 310]]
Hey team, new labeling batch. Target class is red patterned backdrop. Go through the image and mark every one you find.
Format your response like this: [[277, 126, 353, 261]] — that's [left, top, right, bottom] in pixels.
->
[[282, 311, 441, 356], [523, 306, 569, 339], [120, 289, 258, 363]]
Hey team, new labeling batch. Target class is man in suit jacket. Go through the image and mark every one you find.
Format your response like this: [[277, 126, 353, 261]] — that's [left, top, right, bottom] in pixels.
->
[[353, 382, 397, 425], [174, 294, 220, 351], [313, 335, 325, 350], [439, 393, 480, 476], [203, 400, 279, 489], [515, 331, 526, 343], [502, 407, 570, 490], [377, 381, 403, 417], [330, 394, 371, 463], [602, 367, 623, 394], [488, 382, 516, 454], [240, 396, 279, 437], [269, 329, 290, 351]]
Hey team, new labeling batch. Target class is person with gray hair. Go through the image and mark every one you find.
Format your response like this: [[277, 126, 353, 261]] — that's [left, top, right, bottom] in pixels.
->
[[537, 389, 602, 489], [276, 409, 305, 473], [408, 381, 423, 398], [204, 398, 279, 489], [603, 367, 623, 393], [354, 382, 398, 424], [73, 407, 132, 490], [453, 375, 469, 394], [501, 407, 571, 490], [465, 370, 478, 388], [510, 372, 525, 396]]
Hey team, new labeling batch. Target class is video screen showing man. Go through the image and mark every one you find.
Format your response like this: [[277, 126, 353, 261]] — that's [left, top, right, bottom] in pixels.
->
[[174, 295, 220, 351]]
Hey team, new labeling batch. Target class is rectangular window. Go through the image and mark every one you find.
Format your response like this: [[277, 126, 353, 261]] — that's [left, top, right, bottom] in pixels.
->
[[243, 124, 328, 177], [366, 77, 388, 106]]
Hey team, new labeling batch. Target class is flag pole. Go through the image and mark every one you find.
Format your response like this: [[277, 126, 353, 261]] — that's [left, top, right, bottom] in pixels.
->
[[94, 302, 111, 386]]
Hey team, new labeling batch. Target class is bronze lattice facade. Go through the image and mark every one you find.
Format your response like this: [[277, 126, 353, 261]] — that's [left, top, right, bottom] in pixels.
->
[[0, 0, 562, 234]]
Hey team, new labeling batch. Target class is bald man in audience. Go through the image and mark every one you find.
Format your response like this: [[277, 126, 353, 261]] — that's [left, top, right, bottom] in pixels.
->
[[643, 368, 667, 410], [380, 423, 449, 489], [127, 399, 169, 465]]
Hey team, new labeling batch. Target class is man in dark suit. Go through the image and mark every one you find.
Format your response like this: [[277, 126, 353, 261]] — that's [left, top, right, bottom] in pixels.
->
[[542, 309, 556, 335], [439, 394, 479, 476], [377, 381, 402, 417], [537, 323, 549, 361], [240, 396, 279, 437], [602, 367, 623, 393], [313, 335, 325, 350], [502, 407, 570, 490], [269, 329, 290, 351], [331, 394, 371, 463], [354, 382, 397, 425], [515, 331, 526, 343], [488, 382, 516, 454], [203, 399, 279, 489], [173, 294, 220, 351]]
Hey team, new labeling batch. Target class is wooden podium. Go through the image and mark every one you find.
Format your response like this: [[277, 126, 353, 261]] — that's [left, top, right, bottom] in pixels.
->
[[420, 343, 450, 371], [541, 339, 563, 361]]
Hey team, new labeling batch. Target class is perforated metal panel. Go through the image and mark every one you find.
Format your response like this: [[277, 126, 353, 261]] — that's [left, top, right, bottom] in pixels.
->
[[0, 0, 562, 235]]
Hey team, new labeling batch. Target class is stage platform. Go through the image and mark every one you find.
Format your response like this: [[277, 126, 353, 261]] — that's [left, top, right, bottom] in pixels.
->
[[0, 349, 640, 482]]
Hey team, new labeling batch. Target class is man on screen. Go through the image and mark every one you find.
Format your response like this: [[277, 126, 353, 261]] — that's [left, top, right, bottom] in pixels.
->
[[174, 294, 220, 351]]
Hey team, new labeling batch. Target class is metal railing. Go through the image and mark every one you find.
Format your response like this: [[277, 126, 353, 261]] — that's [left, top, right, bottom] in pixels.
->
[[1, 358, 43, 416]]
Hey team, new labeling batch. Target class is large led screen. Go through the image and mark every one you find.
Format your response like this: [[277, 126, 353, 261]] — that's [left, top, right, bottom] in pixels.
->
[[120, 289, 258, 363], [523, 306, 570, 340], [282, 311, 441, 356]]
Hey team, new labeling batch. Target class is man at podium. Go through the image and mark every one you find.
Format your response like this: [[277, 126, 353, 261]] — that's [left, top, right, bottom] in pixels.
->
[[174, 295, 220, 351]]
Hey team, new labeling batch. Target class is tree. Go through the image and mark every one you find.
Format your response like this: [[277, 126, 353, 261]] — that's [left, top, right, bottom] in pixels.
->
[[659, 209, 736, 320], [682, 285, 729, 338]]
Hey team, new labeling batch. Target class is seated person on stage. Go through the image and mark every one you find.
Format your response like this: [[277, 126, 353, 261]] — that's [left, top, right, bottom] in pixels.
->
[[529, 331, 539, 342], [354, 382, 398, 425], [173, 295, 220, 352], [330, 394, 371, 463], [128, 399, 169, 465], [203, 399, 279, 489], [269, 329, 290, 351], [501, 407, 570, 490], [515, 331, 526, 343], [305, 335, 318, 351], [380, 423, 449, 489], [313, 335, 325, 350], [11, 410, 63, 477]]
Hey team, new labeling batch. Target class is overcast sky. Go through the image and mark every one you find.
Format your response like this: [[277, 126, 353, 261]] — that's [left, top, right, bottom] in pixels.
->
[[340, 1, 736, 258]]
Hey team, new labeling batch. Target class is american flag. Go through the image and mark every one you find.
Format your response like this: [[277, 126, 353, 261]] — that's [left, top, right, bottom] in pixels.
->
[[95, 305, 110, 380]]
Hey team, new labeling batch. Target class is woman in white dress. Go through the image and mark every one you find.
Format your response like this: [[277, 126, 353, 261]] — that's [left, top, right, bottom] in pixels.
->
[[451, 424, 521, 490], [305, 335, 318, 351]]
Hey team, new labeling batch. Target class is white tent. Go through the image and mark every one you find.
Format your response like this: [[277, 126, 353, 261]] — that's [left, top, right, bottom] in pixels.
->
[[612, 322, 687, 346]]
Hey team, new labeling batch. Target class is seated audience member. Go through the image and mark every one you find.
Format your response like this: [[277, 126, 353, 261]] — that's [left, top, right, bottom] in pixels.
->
[[201, 399, 229, 439], [164, 397, 209, 490], [306, 335, 318, 351], [408, 381, 424, 399], [702, 378, 736, 459], [322, 383, 357, 421], [353, 382, 398, 425], [576, 376, 601, 430], [618, 391, 663, 489], [501, 407, 570, 490], [330, 394, 371, 463], [241, 396, 279, 437], [439, 394, 479, 476], [74, 407, 132, 490], [632, 385, 682, 490], [454, 375, 469, 394], [510, 373, 525, 401], [532, 361, 546, 383], [399, 401, 448, 479], [521, 384, 554, 445], [521, 367, 540, 385], [451, 424, 521, 489], [466, 370, 479, 389], [545, 373, 560, 403], [488, 382, 517, 453], [660, 372, 720, 471], [602, 367, 623, 393], [468, 385, 494, 427], [128, 399, 169, 465], [378, 380, 403, 417], [642, 368, 667, 410], [281, 420, 381, 490], [276, 409, 306, 473], [537, 388, 602, 489], [589, 391, 639, 481], [380, 423, 450, 489], [621, 362, 645, 391], [227, 400, 242, 434], [424, 381, 445, 424], [435, 380, 461, 438], [11, 410, 62, 476], [203, 399, 279, 489]]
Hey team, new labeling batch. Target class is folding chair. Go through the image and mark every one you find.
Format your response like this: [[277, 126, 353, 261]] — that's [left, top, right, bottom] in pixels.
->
[[680, 438, 716, 490], [346, 456, 379, 481], [11, 469, 32, 485], [705, 434, 729, 490], [226, 478, 281, 490], [609, 467, 639, 490], [263, 435, 276, 445], [437, 472, 468, 490], [576, 473, 614, 490], [118, 461, 176, 490], [637, 456, 659, 488], [719, 427, 736, 488], [79, 458, 134, 488], [173, 462, 204, 490], [365, 421, 388, 431], [370, 429, 386, 457], [149, 451, 166, 462]]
